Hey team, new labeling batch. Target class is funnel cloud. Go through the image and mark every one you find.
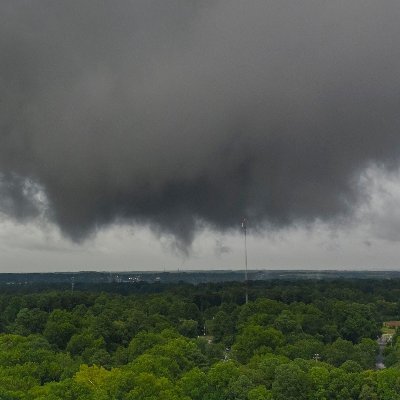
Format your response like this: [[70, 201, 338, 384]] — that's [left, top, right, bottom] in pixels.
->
[[1, 1, 400, 245]]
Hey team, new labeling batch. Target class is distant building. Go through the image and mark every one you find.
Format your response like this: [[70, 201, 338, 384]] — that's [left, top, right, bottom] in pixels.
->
[[383, 321, 400, 329]]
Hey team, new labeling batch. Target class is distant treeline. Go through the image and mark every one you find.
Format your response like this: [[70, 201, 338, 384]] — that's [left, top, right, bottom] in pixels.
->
[[2, 269, 400, 286]]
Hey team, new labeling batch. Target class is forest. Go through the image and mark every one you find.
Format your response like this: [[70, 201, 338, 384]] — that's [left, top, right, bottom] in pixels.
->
[[1, 279, 400, 399]]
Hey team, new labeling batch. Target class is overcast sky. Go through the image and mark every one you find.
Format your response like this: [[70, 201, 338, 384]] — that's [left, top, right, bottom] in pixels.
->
[[2, 167, 400, 272], [1, 1, 400, 272]]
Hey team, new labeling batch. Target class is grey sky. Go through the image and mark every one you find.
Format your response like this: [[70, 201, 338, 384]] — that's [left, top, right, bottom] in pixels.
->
[[1, 1, 400, 271], [1, 167, 400, 272]]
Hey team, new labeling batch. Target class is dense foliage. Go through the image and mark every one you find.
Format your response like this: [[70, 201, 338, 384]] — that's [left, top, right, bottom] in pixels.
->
[[0, 279, 400, 399]]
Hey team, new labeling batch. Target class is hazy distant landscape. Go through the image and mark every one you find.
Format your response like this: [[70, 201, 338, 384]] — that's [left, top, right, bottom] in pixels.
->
[[3, 269, 400, 288]]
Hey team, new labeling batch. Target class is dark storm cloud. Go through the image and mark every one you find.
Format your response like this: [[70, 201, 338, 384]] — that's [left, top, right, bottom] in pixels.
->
[[1, 0, 400, 244]]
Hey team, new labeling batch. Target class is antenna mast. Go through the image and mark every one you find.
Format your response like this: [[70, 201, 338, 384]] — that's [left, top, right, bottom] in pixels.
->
[[242, 218, 248, 304]]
